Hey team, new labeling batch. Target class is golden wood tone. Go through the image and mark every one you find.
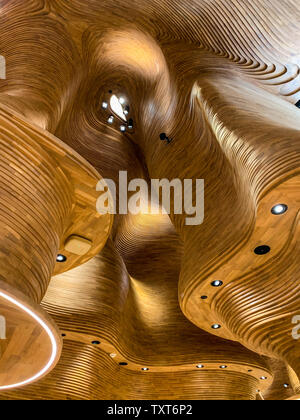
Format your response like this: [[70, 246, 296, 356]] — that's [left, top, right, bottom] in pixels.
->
[[0, 0, 300, 400]]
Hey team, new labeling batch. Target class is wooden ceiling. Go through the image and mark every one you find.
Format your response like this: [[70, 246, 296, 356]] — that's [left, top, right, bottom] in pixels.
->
[[0, 0, 299, 400]]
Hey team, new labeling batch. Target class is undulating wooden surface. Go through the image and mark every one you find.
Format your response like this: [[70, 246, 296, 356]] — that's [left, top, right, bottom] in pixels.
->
[[0, 0, 300, 400]]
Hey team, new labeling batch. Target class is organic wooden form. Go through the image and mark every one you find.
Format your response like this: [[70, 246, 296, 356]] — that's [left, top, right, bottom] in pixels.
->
[[0, 0, 300, 400], [0, 104, 112, 389]]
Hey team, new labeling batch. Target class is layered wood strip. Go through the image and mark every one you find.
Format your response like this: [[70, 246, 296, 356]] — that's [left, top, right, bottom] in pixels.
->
[[0, 0, 300, 400]]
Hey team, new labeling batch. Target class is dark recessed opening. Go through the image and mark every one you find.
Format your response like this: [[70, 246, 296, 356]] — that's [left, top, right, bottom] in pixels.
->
[[201, 296, 208, 300], [295, 100, 300, 108], [119, 362, 128, 366], [254, 245, 271, 255], [109, 90, 113, 94], [160, 133, 167, 140], [92, 341, 100, 346], [62, 334, 66, 337]]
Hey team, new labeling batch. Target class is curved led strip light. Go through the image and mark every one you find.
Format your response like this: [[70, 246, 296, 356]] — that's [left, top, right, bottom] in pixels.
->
[[0, 291, 58, 390]]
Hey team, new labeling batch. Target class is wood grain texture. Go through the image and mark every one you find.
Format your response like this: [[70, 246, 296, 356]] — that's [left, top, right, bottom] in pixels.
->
[[0, 0, 300, 400]]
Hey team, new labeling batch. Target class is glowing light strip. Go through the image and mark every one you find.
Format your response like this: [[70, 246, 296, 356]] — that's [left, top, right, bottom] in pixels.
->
[[0, 291, 58, 390]]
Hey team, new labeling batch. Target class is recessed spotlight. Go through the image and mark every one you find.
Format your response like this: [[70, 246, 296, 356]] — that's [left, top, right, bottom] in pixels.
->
[[284, 383, 289, 388], [141, 368, 149, 371], [120, 125, 126, 132], [119, 97, 126, 105], [92, 341, 100, 346], [61, 334, 66, 338], [220, 365, 227, 369], [212, 324, 221, 330], [271, 204, 288, 215], [201, 296, 208, 300], [254, 245, 271, 255], [56, 254, 67, 263], [196, 364, 205, 369], [119, 362, 128, 366], [211, 280, 223, 287], [108, 116, 114, 124], [110, 353, 117, 358], [260, 376, 267, 380], [102, 102, 108, 109]]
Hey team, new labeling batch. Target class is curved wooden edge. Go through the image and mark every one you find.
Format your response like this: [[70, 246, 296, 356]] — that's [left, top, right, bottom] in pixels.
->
[[58, 330, 273, 392], [181, 174, 300, 348], [0, 103, 114, 275], [0, 279, 62, 390]]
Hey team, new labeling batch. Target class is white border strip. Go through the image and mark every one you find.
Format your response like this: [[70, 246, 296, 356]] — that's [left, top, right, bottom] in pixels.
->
[[0, 291, 58, 390]]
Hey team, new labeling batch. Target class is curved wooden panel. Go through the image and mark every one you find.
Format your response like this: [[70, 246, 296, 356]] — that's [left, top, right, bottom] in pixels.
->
[[1, 0, 300, 400], [0, 341, 263, 400], [0, 104, 112, 389]]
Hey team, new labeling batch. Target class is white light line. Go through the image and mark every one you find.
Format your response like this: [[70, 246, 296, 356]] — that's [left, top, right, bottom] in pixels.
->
[[0, 291, 58, 390]]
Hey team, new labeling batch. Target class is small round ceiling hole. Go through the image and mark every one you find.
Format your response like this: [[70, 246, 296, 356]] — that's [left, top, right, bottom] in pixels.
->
[[119, 362, 128, 366], [212, 324, 221, 330], [254, 245, 271, 255], [92, 341, 100, 346], [201, 296, 208, 300], [196, 364, 205, 369]]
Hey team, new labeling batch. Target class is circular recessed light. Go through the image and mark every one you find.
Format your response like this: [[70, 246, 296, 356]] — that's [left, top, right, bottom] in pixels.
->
[[211, 280, 223, 287], [119, 97, 126, 105], [120, 125, 126, 132], [254, 245, 271, 255], [196, 364, 205, 369], [61, 334, 66, 338], [271, 204, 288, 215], [284, 383, 289, 388], [108, 116, 114, 124], [201, 296, 208, 300], [110, 353, 117, 358], [56, 254, 67, 263], [212, 324, 221, 330], [119, 362, 128, 366], [220, 365, 227, 369], [102, 102, 108, 109], [260, 376, 267, 380], [248, 369, 253, 373], [92, 341, 100, 346], [141, 368, 149, 371]]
